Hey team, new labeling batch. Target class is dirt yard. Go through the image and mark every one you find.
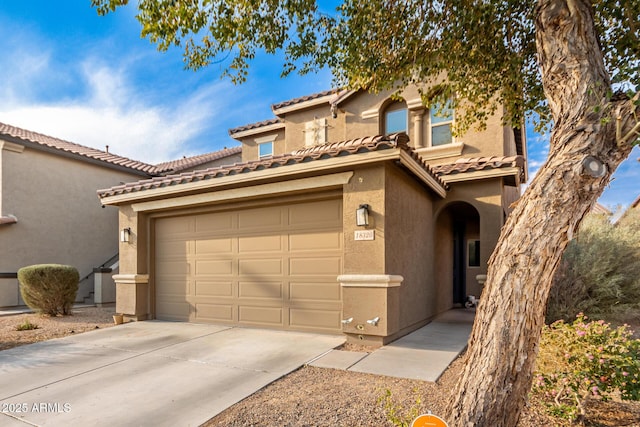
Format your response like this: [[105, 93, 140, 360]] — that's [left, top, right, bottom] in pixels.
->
[[1, 306, 639, 426]]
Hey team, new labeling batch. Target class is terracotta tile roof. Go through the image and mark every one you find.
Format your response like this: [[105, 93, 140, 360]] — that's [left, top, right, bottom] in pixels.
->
[[0, 122, 156, 175], [271, 89, 341, 111], [432, 156, 526, 181], [228, 118, 283, 136], [154, 146, 242, 174], [98, 133, 445, 199]]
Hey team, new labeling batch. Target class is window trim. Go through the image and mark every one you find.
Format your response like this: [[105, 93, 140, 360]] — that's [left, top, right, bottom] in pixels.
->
[[428, 100, 455, 147]]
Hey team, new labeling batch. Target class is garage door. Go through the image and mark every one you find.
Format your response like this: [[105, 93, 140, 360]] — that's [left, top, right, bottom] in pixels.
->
[[154, 198, 343, 333]]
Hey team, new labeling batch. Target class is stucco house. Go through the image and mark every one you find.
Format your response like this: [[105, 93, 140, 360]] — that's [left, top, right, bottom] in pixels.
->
[[99, 86, 527, 346], [0, 122, 240, 308]]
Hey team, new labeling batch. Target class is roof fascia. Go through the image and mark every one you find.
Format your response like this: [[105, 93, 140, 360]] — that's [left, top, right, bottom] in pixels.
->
[[229, 122, 285, 139], [272, 94, 335, 116], [100, 149, 402, 206], [331, 90, 359, 106], [0, 135, 153, 177], [398, 151, 447, 198], [439, 167, 522, 184], [131, 172, 354, 212]]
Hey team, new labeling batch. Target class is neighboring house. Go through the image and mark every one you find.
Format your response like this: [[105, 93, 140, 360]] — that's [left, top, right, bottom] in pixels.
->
[[0, 122, 240, 308], [613, 194, 640, 225], [99, 86, 527, 346], [591, 202, 613, 217]]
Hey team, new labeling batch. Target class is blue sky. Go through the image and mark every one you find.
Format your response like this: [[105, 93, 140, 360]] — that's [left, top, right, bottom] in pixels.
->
[[0, 1, 637, 209]]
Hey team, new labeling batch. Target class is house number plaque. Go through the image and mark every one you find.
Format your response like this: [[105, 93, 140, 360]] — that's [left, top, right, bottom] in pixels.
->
[[354, 230, 375, 241]]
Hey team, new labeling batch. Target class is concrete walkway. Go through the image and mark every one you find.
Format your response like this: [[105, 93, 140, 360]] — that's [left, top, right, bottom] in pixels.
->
[[0, 310, 473, 426], [0, 321, 344, 427], [309, 309, 474, 381]]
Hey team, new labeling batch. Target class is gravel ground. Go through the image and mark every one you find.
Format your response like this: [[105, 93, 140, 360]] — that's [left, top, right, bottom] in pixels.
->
[[204, 357, 640, 427], [1, 306, 639, 426], [0, 305, 116, 351]]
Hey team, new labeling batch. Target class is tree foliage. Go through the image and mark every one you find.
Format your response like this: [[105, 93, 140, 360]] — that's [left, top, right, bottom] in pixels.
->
[[548, 209, 640, 323], [93, 0, 639, 135]]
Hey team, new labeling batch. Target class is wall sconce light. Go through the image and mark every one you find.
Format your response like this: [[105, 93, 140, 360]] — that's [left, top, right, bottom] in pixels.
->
[[356, 204, 370, 227], [582, 156, 607, 178], [120, 227, 131, 243]]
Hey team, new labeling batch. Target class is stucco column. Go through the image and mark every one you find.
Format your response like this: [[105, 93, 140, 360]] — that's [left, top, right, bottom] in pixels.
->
[[338, 274, 403, 346], [114, 206, 150, 321], [411, 109, 425, 148], [113, 274, 149, 320]]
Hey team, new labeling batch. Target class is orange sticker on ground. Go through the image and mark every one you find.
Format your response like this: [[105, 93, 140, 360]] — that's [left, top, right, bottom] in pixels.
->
[[411, 413, 449, 427]]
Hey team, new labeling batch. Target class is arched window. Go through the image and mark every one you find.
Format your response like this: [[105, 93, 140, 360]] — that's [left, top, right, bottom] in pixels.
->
[[383, 102, 408, 134]]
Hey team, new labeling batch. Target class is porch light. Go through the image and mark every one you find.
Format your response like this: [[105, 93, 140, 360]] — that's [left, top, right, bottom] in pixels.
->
[[582, 156, 607, 178], [356, 204, 370, 227], [120, 227, 131, 243]]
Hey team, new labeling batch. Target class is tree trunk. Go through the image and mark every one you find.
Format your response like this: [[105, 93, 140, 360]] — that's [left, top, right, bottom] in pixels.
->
[[444, 0, 638, 426]]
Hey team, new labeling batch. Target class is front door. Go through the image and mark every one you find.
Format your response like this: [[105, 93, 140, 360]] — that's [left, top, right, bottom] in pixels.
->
[[452, 221, 466, 305]]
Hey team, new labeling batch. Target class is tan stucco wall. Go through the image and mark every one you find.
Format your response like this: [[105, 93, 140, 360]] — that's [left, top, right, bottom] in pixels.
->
[[238, 86, 515, 165], [0, 144, 146, 305], [240, 130, 285, 162], [384, 164, 438, 331], [342, 165, 386, 274]]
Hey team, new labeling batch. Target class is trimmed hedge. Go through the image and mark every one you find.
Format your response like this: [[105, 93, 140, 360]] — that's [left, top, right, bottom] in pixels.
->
[[18, 264, 79, 316]]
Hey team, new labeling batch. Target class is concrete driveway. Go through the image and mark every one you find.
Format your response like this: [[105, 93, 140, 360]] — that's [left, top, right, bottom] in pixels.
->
[[0, 321, 344, 427]]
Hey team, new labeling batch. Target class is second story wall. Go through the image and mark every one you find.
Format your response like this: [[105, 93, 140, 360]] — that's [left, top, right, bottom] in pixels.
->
[[232, 85, 525, 166]]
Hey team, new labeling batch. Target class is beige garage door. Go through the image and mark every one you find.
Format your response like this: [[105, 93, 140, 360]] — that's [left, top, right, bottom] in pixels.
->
[[154, 198, 343, 333]]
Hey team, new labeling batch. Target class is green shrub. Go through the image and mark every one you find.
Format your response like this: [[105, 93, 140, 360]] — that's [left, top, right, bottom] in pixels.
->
[[547, 210, 640, 323], [18, 264, 79, 316], [378, 389, 422, 427], [532, 314, 640, 421]]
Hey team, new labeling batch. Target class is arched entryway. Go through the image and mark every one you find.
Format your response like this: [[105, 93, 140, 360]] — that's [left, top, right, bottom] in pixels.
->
[[434, 202, 481, 306]]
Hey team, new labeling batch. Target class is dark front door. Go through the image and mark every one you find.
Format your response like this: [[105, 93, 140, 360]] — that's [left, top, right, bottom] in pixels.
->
[[453, 221, 466, 304]]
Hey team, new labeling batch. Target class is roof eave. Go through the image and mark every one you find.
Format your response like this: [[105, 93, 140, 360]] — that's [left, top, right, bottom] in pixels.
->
[[272, 95, 335, 116], [399, 151, 447, 198], [439, 167, 522, 185], [229, 122, 285, 139], [1, 135, 154, 177], [99, 148, 403, 206]]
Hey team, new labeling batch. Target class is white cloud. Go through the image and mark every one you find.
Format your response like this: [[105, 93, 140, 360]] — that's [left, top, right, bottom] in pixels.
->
[[0, 60, 235, 164]]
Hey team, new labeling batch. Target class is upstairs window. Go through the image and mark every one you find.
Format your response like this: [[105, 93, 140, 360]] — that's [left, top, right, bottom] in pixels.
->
[[384, 103, 408, 134], [430, 101, 454, 146], [258, 141, 273, 158]]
